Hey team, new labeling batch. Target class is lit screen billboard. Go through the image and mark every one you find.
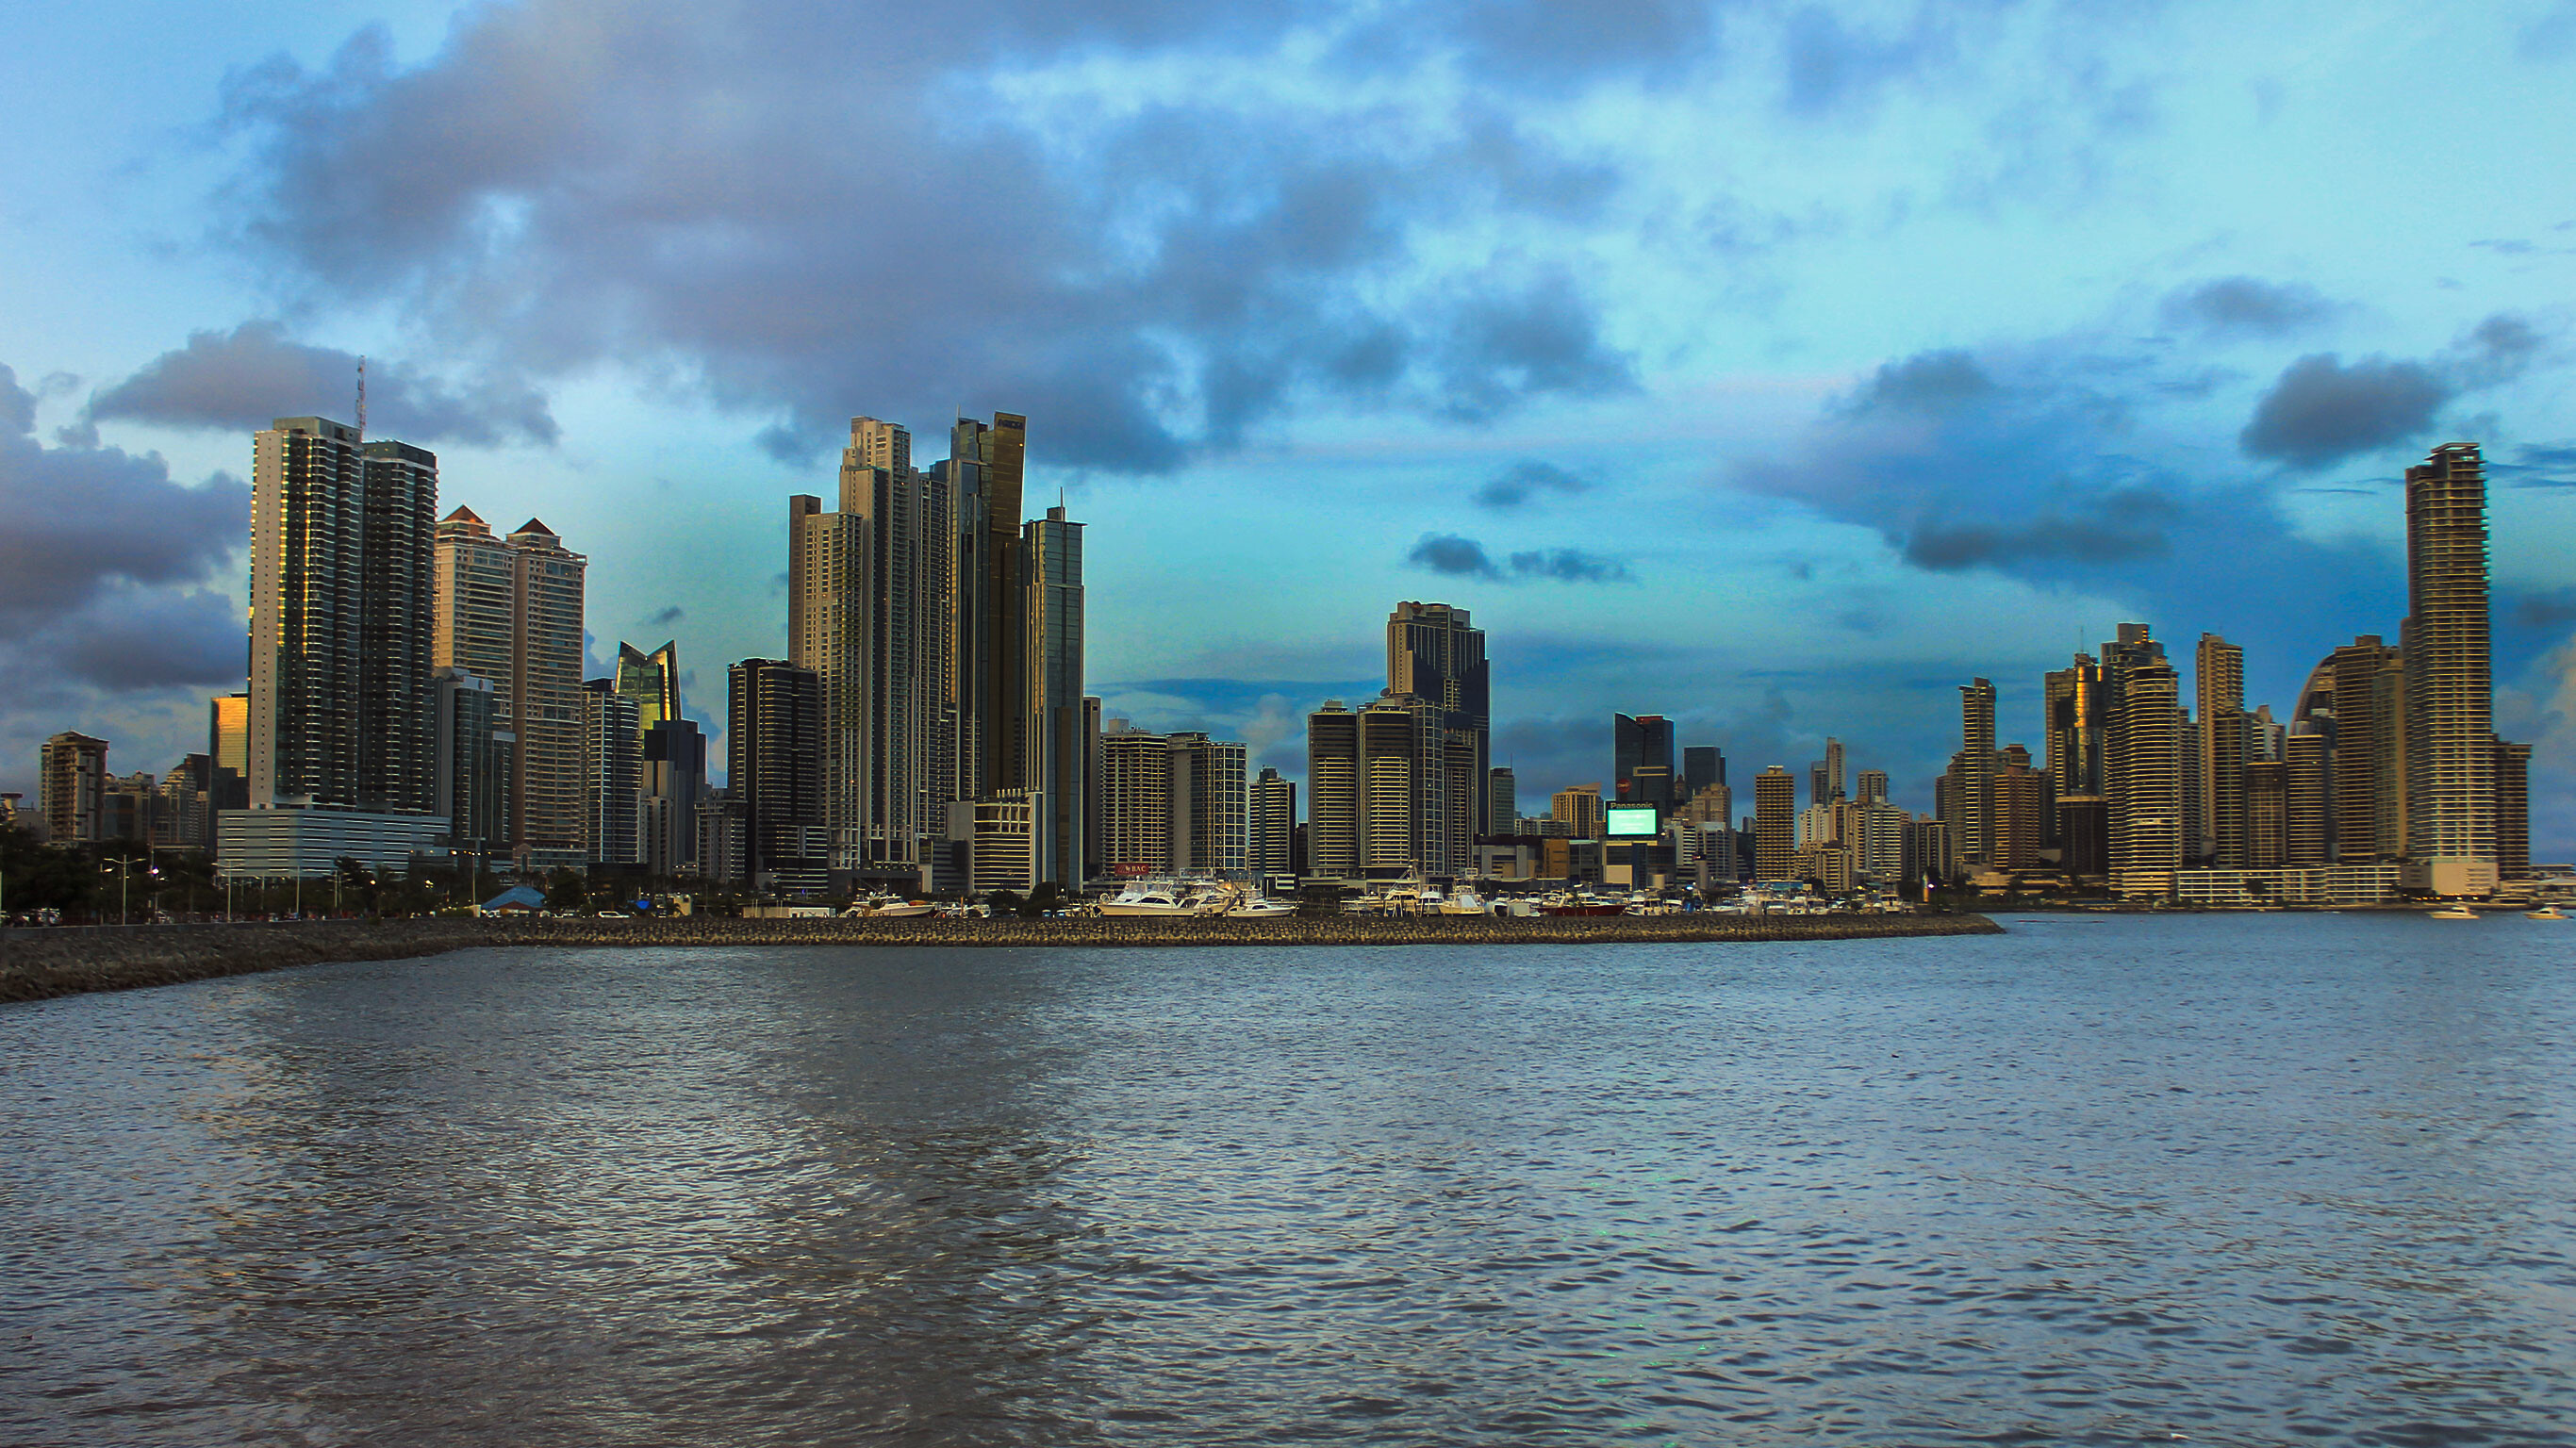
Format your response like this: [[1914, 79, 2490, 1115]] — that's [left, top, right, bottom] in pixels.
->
[[1605, 805, 1660, 838]]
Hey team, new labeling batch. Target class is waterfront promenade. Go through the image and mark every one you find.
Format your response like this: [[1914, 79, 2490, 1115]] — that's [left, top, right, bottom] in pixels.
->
[[0, 912, 1999, 1005]]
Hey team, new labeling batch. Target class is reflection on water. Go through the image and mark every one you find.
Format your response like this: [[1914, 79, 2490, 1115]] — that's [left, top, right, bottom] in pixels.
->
[[3, 916, 2572, 1445]]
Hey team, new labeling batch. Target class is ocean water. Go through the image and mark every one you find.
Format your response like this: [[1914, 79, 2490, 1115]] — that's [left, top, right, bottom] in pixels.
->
[[2, 914, 2571, 1446]]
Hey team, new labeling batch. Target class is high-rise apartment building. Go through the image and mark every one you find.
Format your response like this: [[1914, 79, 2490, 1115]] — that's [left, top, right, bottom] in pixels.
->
[[1167, 732, 1248, 879], [207, 692, 250, 821], [246, 418, 438, 814], [433, 507, 587, 867], [1251, 766, 1296, 878], [1947, 680, 1997, 867], [1389, 602, 1490, 832], [730, 658, 826, 895], [2105, 634, 2184, 894], [1025, 505, 1086, 888], [39, 732, 107, 844], [2285, 730, 2330, 866], [2245, 759, 2287, 869], [433, 667, 513, 862], [2196, 633, 2246, 867], [1753, 766, 1795, 881], [2494, 738, 2531, 881], [1551, 783, 1605, 840], [2402, 443, 2497, 897], [1305, 700, 1360, 879], [1995, 743, 2046, 870], [581, 678, 641, 865], [1099, 729, 1174, 878]]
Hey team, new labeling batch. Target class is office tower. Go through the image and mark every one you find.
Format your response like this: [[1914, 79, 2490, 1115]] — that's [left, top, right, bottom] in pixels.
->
[[1551, 783, 1605, 840], [581, 679, 641, 865], [2196, 634, 2245, 866], [1996, 743, 2046, 870], [1682, 746, 1723, 801], [2245, 760, 2287, 868], [2044, 654, 2105, 798], [1167, 732, 1248, 878], [1251, 766, 1296, 877], [40, 732, 107, 844], [1306, 700, 1360, 878], [2403, 443, 2497, 896], [1822, 737, 1845, 805], [1486, 766, 1517, 833], [730, 658, 826, 895], [1613, 713, 1676, 809], [2106, 643, 2184, 892], [1388, 602, 1491, 831], [1753, 766, 1795, 880], [434, 667, 513, 862], [1099, 728, 1174, 876], [246, 418, 438, 814], [2494, 739, 2531, 880], [640, 719, 706, 878], [2285, 730, 2330, 865], [1026, 505, 1086, 887], [1857, 769, 1889, 805], [2055, 797, 2107, 879], [1631, 765, 1675, 815], [936, 413, 1030, 805], [1958, 681, 1997, 864], [2319, 636, 2405, 862], [615, 641, 680, 734], [207, 692, 250, 817], [434, 507, 587, 867]]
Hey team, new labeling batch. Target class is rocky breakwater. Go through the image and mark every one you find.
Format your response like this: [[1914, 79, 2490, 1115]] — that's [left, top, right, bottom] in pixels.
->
[[2, 912, 2000, 1005]]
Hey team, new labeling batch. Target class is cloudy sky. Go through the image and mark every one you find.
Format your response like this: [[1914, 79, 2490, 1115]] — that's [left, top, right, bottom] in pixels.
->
[[5, 0, 2574, 851]]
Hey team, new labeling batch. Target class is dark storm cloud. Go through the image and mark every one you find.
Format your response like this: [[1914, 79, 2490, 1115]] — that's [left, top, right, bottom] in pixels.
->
[[1846, 349, 1994, 415], [1475, 460, 1593, 508], [2511, 588, 2576, 631], [647, 605, 685, 628], [2237, 354, 2450, 469], [1408, 534, 1633, 584], [2157, 277, 2342, 337], [2237, 313, 2547, 470], [1410, 534, 1502, 579], [214, 2, 1635, 473], [47, 588, 246, 691], [1905, 495, 2175, 569], [2492, 442, 2576, 488], [85, 321, 557, 447], [1506, 548, 1633, 583], [0, 364, 250, 628]]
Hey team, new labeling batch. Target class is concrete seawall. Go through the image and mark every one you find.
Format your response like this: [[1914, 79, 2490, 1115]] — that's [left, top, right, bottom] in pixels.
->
[[0, 912, 2002, 1006]]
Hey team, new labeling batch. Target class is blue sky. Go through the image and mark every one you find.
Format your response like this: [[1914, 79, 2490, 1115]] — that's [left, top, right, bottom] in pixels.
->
[[4, 0, 2574, 851]]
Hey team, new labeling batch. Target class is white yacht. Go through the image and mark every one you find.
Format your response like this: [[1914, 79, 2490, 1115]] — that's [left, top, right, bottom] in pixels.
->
[[843, 892, 935, 918], [1098, 881, 1227, 916], [1439, 888, 1491, 915], [2428, 904, 2480, 920]]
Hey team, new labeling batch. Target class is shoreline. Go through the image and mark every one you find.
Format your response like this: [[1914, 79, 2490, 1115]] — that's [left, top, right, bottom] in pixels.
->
[[0, 913, 2000, 1006]]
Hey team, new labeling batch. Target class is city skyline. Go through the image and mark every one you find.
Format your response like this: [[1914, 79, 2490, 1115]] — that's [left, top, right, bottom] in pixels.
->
[[5, 3, 2576, 854]]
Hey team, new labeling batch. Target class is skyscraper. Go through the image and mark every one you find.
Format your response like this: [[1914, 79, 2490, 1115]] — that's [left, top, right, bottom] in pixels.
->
[[247, 418, 437, 814], [1026, 504, 1086, 888], [615, 641, 680, 734], [2285, 730, 2330, 866], [1753, 766, 1795, 881], [1098, 728, 1174, 878], [2494, 738, 2531, 881], [433, 667, 512, 863], [1953, 680, 1996, 866], [2321, 635, 2405, 863], [1551, 783, 1605, 840], [2194, 634, 2245, 867], [2402, 442, 2497, 897], [2105, 638, 2184, 894], [1388, 602, 1489, 835], [39, 732, 107, 844], [433, 507, 586, 867], [1682, 746, 1723, 801], [1613, 713, 1676, 810], [1167, 732, 1248, 879], [730, 658, 826, 895], [1251, 766, 1296, 878], [207, 692, 250, 820], [640, 718, 706, 878], [1486, 766, 1517, 833], [1305, 700, 1360, 879], [581, 678, 641, 866]]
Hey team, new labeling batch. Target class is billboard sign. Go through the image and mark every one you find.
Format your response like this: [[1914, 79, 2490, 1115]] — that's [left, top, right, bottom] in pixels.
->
[[1606, 804, 1660, 838]]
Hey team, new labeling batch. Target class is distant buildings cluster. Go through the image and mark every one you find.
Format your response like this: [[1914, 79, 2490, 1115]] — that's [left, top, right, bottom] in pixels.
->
[[14, 428, 2538, 906], [1932, 442, 2533, 903]]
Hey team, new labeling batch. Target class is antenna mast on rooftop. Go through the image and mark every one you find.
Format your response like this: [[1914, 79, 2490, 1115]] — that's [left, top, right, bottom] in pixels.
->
[[355, 356, 367, 443]]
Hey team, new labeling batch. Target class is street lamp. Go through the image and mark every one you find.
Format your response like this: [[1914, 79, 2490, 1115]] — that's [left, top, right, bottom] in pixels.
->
[[101, 857, 133, 926]]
